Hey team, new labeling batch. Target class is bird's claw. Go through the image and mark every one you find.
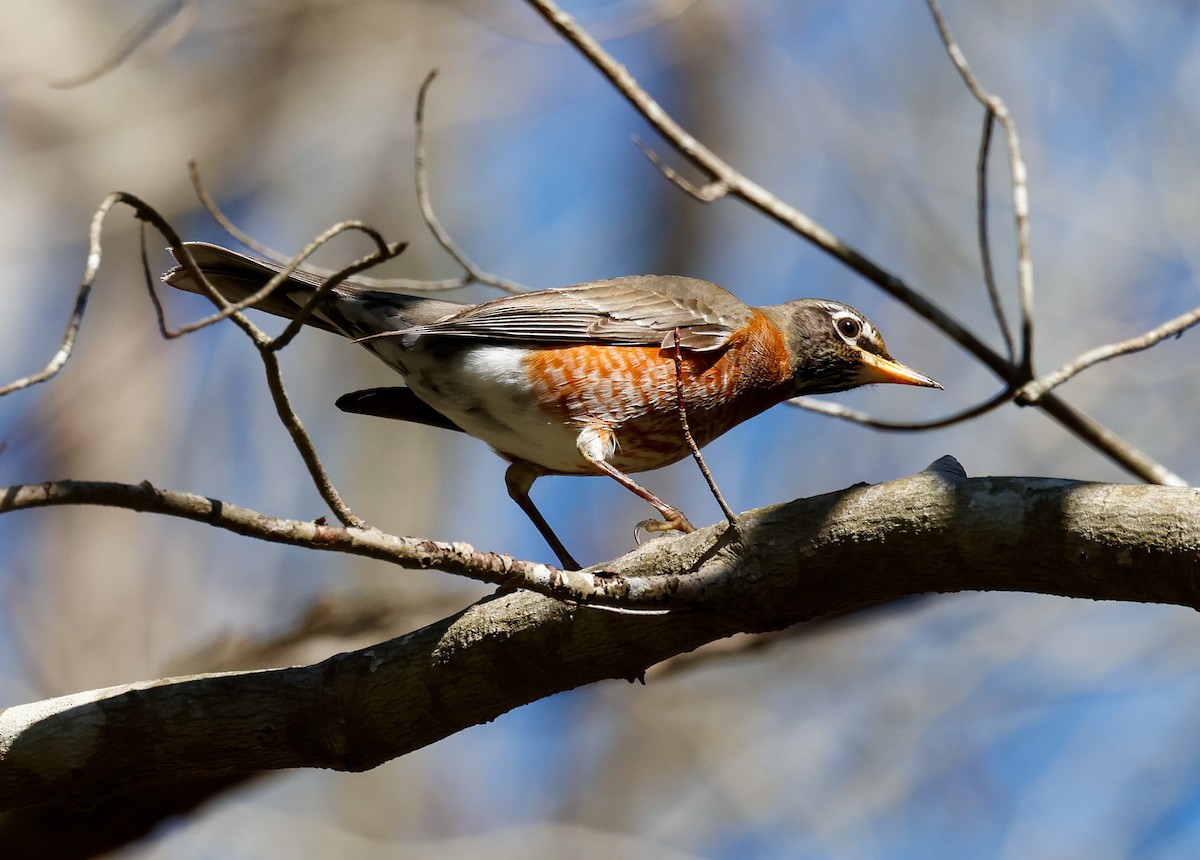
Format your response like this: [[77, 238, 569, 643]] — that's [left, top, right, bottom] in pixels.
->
[[633, 511, 695, 546]]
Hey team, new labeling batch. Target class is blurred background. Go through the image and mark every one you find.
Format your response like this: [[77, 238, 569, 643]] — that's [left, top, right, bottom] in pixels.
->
[[1, 0, 1199, 856]]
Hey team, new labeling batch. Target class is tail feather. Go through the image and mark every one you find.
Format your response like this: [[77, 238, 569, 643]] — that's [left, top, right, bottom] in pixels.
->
[[163, 242, 464, 338], [336, 387, 464, 432]]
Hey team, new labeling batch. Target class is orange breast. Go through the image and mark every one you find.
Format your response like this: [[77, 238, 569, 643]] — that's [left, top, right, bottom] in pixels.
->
[[523, 311, 793, 472]]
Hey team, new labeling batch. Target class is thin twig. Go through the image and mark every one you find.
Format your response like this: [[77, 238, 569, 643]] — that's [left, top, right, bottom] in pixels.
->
[[413, 70, 527, 294], [789, 386, 1015, 431], [33, 191, 371, 527], [188, 160, 285, 262], [927, 0, 1034, 375], [51, 0, 195, 89], [140, 222, 164, 330], [975, 110, 1016, 360], [522, 0, 1184, 487], [0, 191, 202, 398], [1018, 305, 1200, 404], [267, 233, 406, 350], [633, 137, 729, 202], [258, 348, 365, 528], [163, 233, 371, 527], [151, 222, 402, 340], [0, 479, 726, 610], [672, 329, 740, 530], [187, 161, 464, 292], [0, 200, 108, 397]]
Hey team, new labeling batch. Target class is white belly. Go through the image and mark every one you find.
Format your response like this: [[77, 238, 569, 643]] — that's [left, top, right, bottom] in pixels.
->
[[396, 342, 591, 474]]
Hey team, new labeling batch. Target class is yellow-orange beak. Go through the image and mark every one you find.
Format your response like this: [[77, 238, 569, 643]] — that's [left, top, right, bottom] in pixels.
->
[[857, 352, 942, 389]]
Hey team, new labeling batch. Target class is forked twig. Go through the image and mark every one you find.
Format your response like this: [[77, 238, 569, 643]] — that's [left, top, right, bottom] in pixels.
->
[[1018, 305, 1200, 404], [187, 162, 462, 292], [5, 190, 370, 528], [634, 137, 730, 203], [927, 0, 1033, 375], [147, 218, 403, 341], [161, 235, 376, 528], [413, 70, 527, 294]]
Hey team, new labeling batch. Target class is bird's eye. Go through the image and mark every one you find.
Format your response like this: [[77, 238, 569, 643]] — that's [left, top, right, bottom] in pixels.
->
[[836, 316, 861, 339]]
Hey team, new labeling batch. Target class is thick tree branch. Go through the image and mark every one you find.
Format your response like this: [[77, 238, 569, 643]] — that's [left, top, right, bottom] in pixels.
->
[[1, 461, 1197, 812]]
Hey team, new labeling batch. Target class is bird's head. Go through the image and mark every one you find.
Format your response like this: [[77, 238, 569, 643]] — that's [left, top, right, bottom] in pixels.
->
[[767, 299, 941, 396]]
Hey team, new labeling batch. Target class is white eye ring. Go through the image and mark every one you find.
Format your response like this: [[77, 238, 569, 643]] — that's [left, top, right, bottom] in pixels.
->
[[832, 312, 863, 341]]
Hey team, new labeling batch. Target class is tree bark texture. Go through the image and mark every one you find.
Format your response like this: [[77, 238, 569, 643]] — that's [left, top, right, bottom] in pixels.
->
[[1, 459, 1197, 811]]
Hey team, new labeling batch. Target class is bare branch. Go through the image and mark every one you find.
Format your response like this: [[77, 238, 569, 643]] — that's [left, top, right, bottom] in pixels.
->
[[522, 0, 986, 358], [1018, 305, 1200, 404], [188, 159, 288, 263], [51, 0, 195, 89], [162, 237, 373, 526], [2, 465, 1198, 811], [927, 0, 1034, 374], [975, 110, 1016, 360], [187, 161, 462, 292], [1, 191, 199, 398], [789, 386, 1015, 431], [413, 70, 528, 294], [0, 479, 723, 610], [633, 137, 730, 202], [152, 220, 402, 341]]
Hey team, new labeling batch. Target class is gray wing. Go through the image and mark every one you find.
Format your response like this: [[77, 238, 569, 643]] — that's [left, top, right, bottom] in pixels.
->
[[405, 276, 754, 352]]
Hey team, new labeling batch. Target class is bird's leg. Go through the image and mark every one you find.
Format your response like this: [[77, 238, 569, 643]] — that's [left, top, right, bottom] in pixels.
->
[[593, 458, 694, 536], [504, 461, 582, 571], [576, 427, 695, 537]]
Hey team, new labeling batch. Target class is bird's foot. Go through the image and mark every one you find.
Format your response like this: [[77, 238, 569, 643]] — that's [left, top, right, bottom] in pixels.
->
[[633, 509, 695, 545]]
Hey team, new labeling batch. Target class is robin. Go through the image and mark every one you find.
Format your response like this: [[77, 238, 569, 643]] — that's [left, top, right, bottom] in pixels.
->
[[166, 243, 940, 569]]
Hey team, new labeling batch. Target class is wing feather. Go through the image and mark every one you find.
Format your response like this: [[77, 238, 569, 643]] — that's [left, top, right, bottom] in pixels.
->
[[406, 276, 752, 352]]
